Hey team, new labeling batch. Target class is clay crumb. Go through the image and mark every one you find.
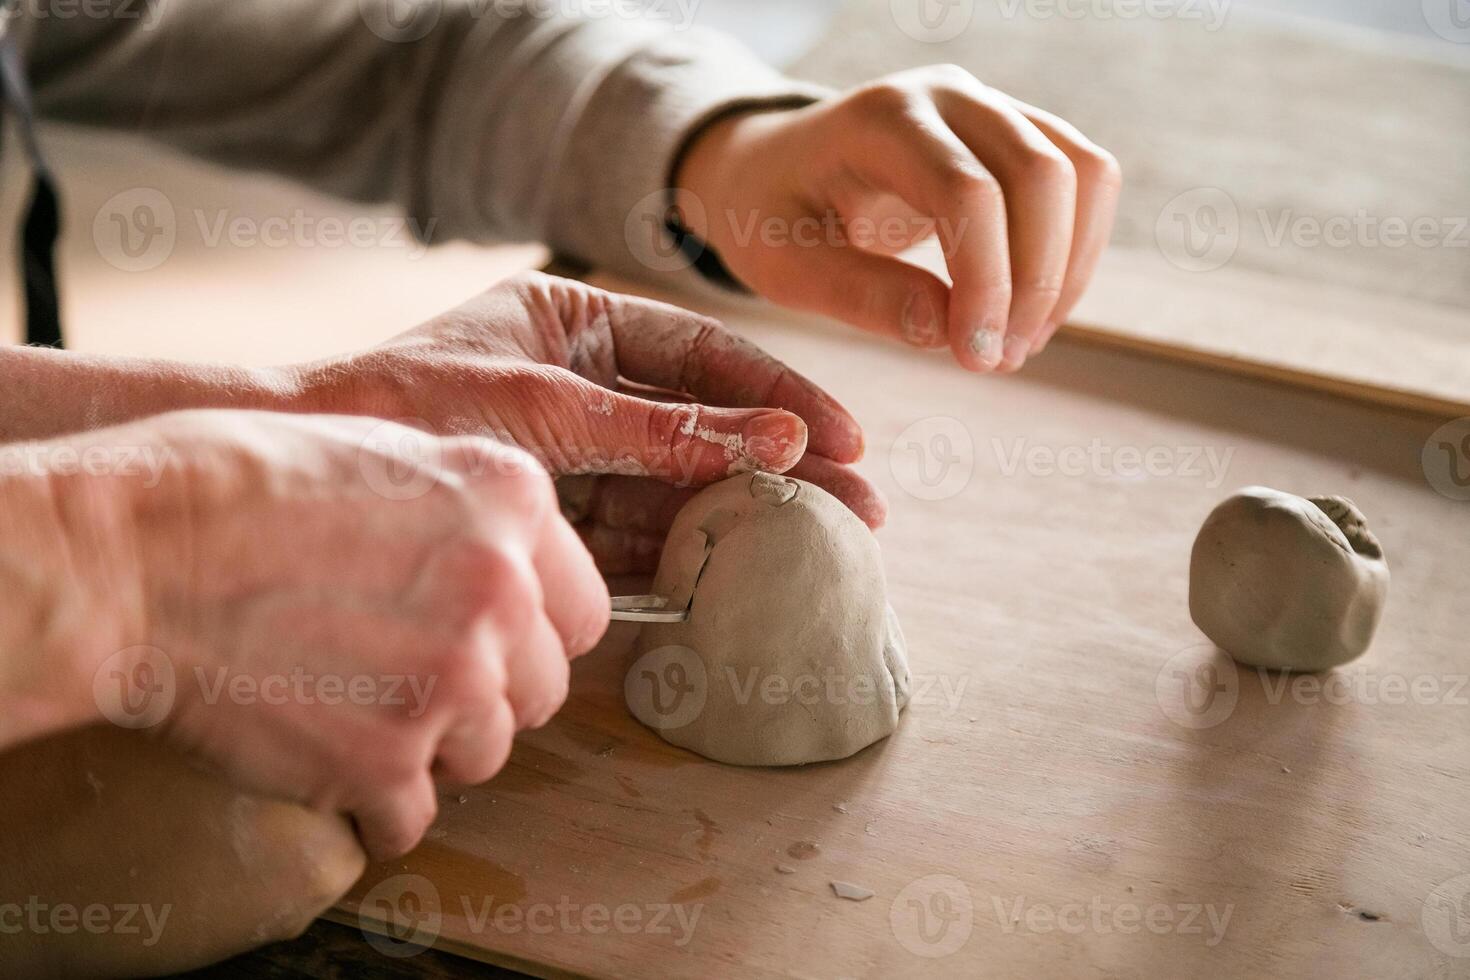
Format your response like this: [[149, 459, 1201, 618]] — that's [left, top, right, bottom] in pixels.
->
[[831, 881, 874, 901], [458, 795, 467, 804], [775, 864, 797, 875], [833, 803, 849, 814]]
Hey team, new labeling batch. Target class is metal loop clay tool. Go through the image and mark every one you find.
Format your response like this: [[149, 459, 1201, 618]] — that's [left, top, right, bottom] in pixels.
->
[[608, 527, 715, 624]]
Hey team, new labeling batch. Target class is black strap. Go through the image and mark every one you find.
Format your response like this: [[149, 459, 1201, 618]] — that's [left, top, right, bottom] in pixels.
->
[[0, 22, 63, 348]]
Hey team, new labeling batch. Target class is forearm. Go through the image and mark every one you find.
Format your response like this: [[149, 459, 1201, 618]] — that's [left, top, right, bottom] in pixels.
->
[[0, 347, 298, 442], [25, 0, 820, 282]]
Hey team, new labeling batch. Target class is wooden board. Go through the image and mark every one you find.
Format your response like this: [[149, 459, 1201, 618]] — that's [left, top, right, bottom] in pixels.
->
[[329, 275, 1470, 979]]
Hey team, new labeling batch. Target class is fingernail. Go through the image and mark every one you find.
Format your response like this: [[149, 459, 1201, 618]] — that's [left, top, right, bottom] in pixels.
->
[[1001, 334, 1030, 371], [967, 324, 1004, 369], [741, 412, 807, 471], [901, 292, 943, 349]]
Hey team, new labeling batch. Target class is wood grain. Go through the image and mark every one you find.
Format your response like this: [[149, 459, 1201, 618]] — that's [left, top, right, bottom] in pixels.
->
[[331, 275, 1470, 979]]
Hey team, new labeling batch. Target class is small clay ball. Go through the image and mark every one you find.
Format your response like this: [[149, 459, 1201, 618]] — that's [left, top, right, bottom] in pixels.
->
[[1189, 486, 1389, 671]]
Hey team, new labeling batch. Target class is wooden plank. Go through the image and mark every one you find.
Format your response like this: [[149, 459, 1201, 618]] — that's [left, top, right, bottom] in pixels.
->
[[334, 277, 1470, 978], [1064, 248, 1470, 418]]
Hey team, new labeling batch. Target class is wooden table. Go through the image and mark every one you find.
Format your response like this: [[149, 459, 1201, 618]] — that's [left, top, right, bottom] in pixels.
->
[[329, 275, 1470, 979]]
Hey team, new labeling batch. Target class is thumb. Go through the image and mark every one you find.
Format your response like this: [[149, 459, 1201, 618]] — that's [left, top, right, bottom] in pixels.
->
[[577, 382, 808, 486]]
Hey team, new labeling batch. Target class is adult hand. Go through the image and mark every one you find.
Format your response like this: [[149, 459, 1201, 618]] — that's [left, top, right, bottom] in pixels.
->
[[296, 272, 886, 571], [674, 65, 1122, 374], [25, 410, 606, 860]]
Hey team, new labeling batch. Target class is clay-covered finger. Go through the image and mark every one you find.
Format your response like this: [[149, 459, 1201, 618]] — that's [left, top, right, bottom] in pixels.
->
[[597, 293, 865, 463]]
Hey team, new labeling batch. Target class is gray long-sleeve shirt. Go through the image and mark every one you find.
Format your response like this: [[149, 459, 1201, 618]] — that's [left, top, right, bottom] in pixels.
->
[[5, 0, 820, 283]]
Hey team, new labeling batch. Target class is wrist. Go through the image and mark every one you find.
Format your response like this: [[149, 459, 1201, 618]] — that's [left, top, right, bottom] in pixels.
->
[[674, 108, 784, 245], [287, 355, 412, 423], [0, 463, 131, 746]]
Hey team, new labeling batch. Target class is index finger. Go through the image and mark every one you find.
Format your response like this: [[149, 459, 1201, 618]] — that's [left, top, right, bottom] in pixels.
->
[[843, 105, 1014, 372], [600, 293, 865, 463]]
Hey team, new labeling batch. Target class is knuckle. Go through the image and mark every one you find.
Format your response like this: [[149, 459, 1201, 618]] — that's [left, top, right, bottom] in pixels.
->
[[941, 166, 1003, 207], [1076, 145, 1123, 190], [928, 62, 976, 87], [1019, 275, 1066, 303], [1023, 148, 1077, 190], [844, 80, 914, 117]]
